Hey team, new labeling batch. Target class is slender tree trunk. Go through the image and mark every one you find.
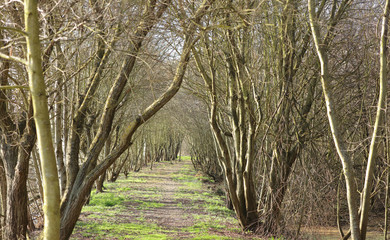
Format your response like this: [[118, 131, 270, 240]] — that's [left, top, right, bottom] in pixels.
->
[[96, 139, 111, 192], [62, 58, 69, 176], [208, 61, 250, 230], [32, 149, 44, 202], [95, 171, 106, 193], [55, 43, 67, 197], [63, 0, 111, 201], [359, 0, 389, 238], [385, 168, 390, 240], [386, 109, 390, 240], [308, 0, 360, 239], [110, 149, 130, 182], [25, 0, 61, 238], [193, 42, 256, 231], [0, 159, 6, 236]]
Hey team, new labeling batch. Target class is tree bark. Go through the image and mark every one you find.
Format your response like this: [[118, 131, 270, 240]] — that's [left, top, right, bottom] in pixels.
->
[[55, 43, 67, 197], [32, 149, 44, 202], [359, 0, 389, 238], [1, 119, 35, 240], [95, 171, 106, 193], [25, 0, 61, 238], [308, 0, 360, 239], [96, 139, 111, 192], [267, 145, 298, 232], [0, 159, 5, 236]]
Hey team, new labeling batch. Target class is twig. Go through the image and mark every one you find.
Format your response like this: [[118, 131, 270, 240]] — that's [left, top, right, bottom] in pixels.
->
[[0, 26, 28, 36], [0, 52, 27, 65], [0, 85, 29, 90]]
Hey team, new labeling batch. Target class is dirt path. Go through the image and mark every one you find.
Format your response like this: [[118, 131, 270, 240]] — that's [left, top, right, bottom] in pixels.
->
[[135, 161, 195, 231], [71, 159, 259, 240]]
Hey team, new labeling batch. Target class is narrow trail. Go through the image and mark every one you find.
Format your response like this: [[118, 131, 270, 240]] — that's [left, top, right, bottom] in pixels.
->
[[71, 159, 258, 240], [128, 161, 196, 232]]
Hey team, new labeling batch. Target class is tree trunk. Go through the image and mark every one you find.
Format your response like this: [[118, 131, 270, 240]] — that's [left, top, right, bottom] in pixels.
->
[[0, 26, 34, 240], [63, 0, 111, 201], [25, 0, 61, 238], [110, 149, 130, 182], [265, 146, 297, 234], [55, 43, 67, 197], [95, 170, 106, 193], [32, 148, 44, 203], [0, 159, 6, 236], [97, 135, 111, 189], [359, 0, 389, 238], [308, 0, 361, 239], [2, 130, 35, 240]]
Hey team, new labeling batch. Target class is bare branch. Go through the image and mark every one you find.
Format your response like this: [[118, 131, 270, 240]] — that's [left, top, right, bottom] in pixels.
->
[[0, 52, 27, 65], [0, 85, 29, 90]]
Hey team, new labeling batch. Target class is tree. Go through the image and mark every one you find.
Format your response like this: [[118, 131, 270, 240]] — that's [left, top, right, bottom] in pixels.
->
[[308, 0, 360, 237], [59, 1, 214, 238], [24, 0, 60, 238], [309, 0, 390, 239], [0, 1, 60, 239], [1, 0, 214, 238], [189, 0, 324, 234], [2, 0, 389, 238], [1, 2, 43, 238], [359, 0, 389, 237]]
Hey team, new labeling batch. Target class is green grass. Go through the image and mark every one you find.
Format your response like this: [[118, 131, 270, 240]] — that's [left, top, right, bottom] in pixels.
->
[[171, 173, 197, 182], [117, 175, 147, 183], [191, 213, 240, 232], [178, 155, 191, 161], [180, 221, 238, 240], [117, 187, 131, 192], [205, 202, 233, 216], [74, 221, 169, 240], [87, 192, 125, 207], [182, 221, 223, 233], [126, 189, 163, 200]]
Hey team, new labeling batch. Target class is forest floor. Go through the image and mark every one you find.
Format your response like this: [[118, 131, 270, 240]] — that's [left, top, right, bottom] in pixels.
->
[[70, 158, 384, 240], [71, 158, 261, 240]]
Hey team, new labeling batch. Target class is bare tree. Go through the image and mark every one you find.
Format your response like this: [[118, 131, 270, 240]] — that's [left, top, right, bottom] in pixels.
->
[[309, 0, 390, 239], [24, 0, 60, 238]]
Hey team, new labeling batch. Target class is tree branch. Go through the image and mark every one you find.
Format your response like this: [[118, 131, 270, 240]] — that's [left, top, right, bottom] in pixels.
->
[[0, 52, 27, 65]]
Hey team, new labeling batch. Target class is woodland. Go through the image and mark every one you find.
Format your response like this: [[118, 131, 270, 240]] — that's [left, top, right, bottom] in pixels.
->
[[1, 0, 390, 239]]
